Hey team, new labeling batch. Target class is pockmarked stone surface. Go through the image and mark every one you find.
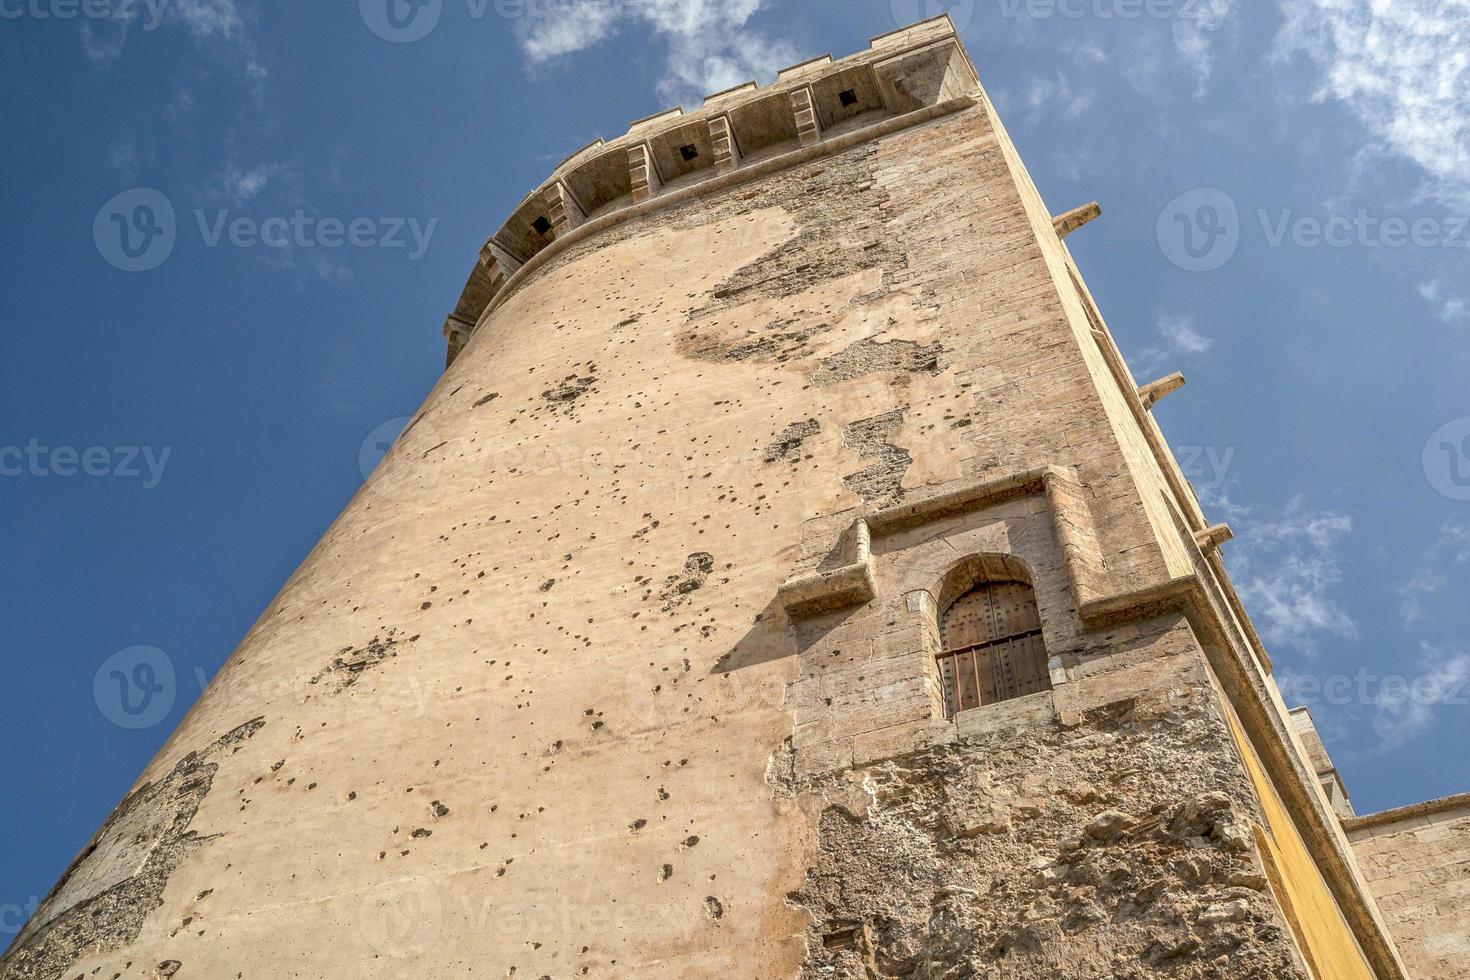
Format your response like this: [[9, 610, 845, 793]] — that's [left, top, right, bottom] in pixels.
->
[[4, 14, 1456, 980]]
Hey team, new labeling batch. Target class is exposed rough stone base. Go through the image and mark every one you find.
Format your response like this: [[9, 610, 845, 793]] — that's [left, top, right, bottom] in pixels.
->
[[2, 719, 265, 980], [782, 683, 1308, 979]]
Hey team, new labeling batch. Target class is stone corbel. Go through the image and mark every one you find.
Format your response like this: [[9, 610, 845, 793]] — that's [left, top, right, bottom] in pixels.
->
[[708, 115, 742, 176], [778, 519, 874, 619], [479, 239, 523, 290], [627, 142, 662, 204], [1194, 523, 1234, 554], [539, 180, 586, 239], [1139, 372, 1187, 409], [1052, 201, 1101, 238], [790, 86, 823, 147], [443, 313, 475, 367]]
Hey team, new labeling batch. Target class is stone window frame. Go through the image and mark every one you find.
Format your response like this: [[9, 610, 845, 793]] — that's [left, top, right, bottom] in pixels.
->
[[931, 553, 1055, 717], [777, 468, 1094, 776]]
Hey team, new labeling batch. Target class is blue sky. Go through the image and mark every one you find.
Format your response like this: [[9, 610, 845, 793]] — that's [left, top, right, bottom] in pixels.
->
[[2, 0, 1468, 941]]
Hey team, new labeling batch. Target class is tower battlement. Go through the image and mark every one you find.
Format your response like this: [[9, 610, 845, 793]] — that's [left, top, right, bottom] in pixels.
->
[[441, 14, 978, 364]]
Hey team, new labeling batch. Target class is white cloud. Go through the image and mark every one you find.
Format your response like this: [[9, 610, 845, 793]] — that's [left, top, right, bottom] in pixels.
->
[[108, 133, 153, 181], [82, 0, 254, 70], [1417, 278, 1468, 322], [168, 0, 244, 40], [214, 162, 290, 205], [1273, 0, 1470, 210], [1173, 0, 1235, 95], [1370, 644, 1470, 751], [513, 0, 801, 104], [1133, 311, 1213, 376], [1399, 514, 1470, 624], [1024, 71, 1097, 121], [1220, 497, 1358, 656], [80, 15, 133, 67]]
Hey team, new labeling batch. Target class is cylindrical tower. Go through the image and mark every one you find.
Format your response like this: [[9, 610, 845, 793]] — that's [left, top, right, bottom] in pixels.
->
[[4, 16, 1410, 980]]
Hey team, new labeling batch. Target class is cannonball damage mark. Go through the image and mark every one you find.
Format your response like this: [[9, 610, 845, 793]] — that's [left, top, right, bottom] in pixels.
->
[[840, 409, 912, 505], [540, 364, 598, 412], [763, 419, 819, 464], [308, 629, 415, 693], [659, 553, 716, 612]]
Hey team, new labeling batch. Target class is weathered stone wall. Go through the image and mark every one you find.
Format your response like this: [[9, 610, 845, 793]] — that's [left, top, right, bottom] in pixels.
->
[[1347, 798, 1470, 979], [2, 27, 1391, 980]]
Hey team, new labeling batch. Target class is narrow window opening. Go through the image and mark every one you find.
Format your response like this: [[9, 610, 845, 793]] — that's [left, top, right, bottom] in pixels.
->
[[531, 216, 553, 236], [936, 578, 1049, 716], [679, 144, 700, 162], [838, 89, 859, 108]]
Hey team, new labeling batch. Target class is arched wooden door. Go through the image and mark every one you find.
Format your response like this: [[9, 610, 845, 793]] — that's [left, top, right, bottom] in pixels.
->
[[938, 580, 1049, 715]]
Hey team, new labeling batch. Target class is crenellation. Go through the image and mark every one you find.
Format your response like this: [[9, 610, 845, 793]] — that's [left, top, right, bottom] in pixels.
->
[[441, 19, 980, 360], [776, 54, 834, 82]]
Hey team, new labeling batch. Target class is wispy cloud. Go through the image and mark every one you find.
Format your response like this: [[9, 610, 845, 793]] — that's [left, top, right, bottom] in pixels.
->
[[80, 14, 133, 67], [1218, 496, 1358, 657], [1273, 0, 1470, 210], [1399, 514, 1470, 625], [1370, 644, 1470, 752], [1024, 70, 1097, 121], [512, 0, 800, 105], [1173, 0, 1236, 95], [1418, 279, 1470, 325], [1133, 311, 1213, 376], [167, 0, 244, 40]]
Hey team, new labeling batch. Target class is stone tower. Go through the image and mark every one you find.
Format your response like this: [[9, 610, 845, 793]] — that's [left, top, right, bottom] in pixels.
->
[[7, 15, 1458, 979]]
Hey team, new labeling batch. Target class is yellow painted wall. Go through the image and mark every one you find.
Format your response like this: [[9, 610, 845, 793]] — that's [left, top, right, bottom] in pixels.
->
[[1224, 705, 1376, 979]]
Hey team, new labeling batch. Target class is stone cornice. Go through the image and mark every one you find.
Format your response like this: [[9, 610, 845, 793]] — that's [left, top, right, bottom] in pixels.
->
[[440, 15, 978, 364], [1343, 792, 1470, 833]]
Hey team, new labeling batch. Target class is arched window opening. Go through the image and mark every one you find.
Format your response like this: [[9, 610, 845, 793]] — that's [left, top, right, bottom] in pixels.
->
[[937, 575, 1049, 716]]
